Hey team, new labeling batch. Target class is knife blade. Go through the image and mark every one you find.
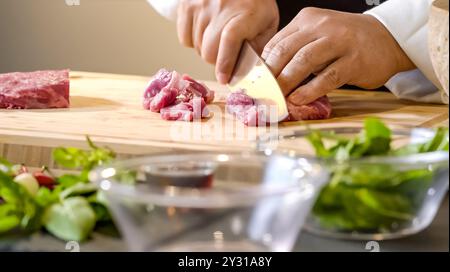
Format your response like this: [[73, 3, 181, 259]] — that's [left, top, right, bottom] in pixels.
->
[[228, 41, 289, 123]]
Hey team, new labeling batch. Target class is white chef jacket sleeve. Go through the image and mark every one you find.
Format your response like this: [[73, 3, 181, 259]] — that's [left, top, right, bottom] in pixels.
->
[[147, 0, 180, 21], [365, 0, 448, 104]]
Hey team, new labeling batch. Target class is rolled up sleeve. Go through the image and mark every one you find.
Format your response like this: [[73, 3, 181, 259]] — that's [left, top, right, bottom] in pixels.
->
[[365, 0, 448, 104]]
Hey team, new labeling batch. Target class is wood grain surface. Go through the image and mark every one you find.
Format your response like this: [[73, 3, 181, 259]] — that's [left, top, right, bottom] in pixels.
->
[[0, 71, 448, 168]]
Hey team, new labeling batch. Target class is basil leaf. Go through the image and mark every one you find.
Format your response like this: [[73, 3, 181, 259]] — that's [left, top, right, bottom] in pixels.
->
[[43, 197, 96, 242], [53, 148, 89, 169], [59, 182, 97, 200], [0, 171, 42, 233], [308, 119, 448, 232]]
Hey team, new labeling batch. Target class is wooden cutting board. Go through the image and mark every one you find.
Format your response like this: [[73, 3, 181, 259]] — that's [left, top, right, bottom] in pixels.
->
[[0, 71, 448, 168]]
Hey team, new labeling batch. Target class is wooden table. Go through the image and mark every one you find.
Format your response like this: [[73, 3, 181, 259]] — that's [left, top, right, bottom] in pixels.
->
[[0, 71, 448, 252], [0, 71, 448, 168]]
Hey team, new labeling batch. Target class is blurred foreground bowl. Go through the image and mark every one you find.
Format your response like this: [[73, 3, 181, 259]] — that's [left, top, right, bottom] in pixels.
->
[[90, 152, 329, 252], [258, 127, 449, 240]]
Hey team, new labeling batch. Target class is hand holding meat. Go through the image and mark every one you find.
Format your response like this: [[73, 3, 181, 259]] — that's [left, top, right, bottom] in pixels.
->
[[262, 8, 416, 106], [176, 0, 279, 84]]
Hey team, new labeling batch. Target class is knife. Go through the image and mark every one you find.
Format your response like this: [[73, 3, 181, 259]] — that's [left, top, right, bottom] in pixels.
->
[[228, 41, 289, 123]]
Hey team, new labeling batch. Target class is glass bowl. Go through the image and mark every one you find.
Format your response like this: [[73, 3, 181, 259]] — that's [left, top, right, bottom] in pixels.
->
[[257, 127, 449, 240], [89, 152, 329, 251]]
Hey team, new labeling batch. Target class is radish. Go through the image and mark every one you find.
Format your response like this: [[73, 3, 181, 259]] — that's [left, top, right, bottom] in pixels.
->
[[14, 173, 39, 196], [33, 172, 56, 189]]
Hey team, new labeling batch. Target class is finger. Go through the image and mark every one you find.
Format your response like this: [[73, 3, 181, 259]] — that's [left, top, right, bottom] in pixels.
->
[[201, 12, 234, 66], [250, 22, 279, 56], [288, 57, 351, 105], [312, 63, 328, 75], [277, 38, 340, 96], [177, 2, 194, 47], [193, 12, 210, 55], [263, 32, 316, 78], [215, 17, 248, 84], [200, 23, 221, 65], [261, 25, 297, 60]]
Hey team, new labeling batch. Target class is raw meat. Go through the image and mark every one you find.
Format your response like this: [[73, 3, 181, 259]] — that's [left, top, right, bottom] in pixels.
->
[[181, 75, 215, 104], [226, 89, 332, 126], [286, 96, 332, 121], [226, 89, 261, 126], [0, 70, 70, 109], [160, 97, 207, 122], [160, 102, 193, 122], [143, 69, 215, 122], [148, 87, 178, 112]]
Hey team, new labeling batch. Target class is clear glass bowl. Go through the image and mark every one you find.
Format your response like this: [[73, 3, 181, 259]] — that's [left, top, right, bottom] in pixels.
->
[[89, 152, 329, 251], [257, 127, 449, 240]]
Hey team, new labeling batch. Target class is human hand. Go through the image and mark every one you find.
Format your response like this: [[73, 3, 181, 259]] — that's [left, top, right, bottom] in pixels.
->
[[177, 0, 279, 84], [262, 8, 415, 105]]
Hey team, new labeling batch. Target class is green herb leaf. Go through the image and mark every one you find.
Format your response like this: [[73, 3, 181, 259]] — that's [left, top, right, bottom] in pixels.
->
[[43, 197, 96, 242], [308, 119, 448, 232], [0, 157, 12, 173], [59, 183, 97, 201], [0, 171, 42, 233]]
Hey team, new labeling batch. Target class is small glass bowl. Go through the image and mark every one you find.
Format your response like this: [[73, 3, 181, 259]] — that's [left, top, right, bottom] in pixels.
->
[[257, 127, 449, 240], [89, 152, 329, 251]]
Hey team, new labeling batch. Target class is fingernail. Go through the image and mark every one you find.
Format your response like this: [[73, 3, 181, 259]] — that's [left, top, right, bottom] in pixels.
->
[[217, 73, 229, 84]]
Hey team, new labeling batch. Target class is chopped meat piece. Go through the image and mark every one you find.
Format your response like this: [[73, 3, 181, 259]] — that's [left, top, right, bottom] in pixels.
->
[[159, 97, 208, 122], [287, 96, 332, 121], [226, 89, 332, 126], [189, 97, 208, 120], [160, 102, 193, 122], [226, 89, 263, 126], [143, 69, 187, 111], [143, 69, 215, 122], [181, 74, 215, 104], [225, 89, 254, 113], [149, 87, 178, 112], [0, 70, 70, 109], [144, 69, 172, 98]]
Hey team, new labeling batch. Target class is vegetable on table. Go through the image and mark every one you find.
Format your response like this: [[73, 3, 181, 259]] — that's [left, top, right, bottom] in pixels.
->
[[0, 136, 117, 242], [13, 173, 39, 197], [43, 197, 96, 242]]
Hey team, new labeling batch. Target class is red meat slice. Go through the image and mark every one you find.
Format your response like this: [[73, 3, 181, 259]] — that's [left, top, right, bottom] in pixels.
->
[[226, 89, 262, 126], [160, 102, 194, 122], [143, 69, 186, 111], [149, 87, 178, 112], [287, 96, 332, 121], [226, 90, 332, 126], [160, 97, 208, 122], [143, 69, 215, 122], [181, 74, 215, 104], [0, 70, 70, 109]]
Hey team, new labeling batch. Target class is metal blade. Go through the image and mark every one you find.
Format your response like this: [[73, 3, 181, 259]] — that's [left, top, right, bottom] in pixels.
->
[[228, 41, 289, 123]]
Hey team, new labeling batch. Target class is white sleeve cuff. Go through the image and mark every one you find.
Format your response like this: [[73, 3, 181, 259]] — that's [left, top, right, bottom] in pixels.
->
[[386, 69, 447, 104], [147, 0, 179, 21], [365, 0, 447, 104]]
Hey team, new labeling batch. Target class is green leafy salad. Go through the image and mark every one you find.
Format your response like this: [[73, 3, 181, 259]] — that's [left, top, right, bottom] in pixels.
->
[[307, 118, 449, 232], [0, 137, 116, 241]]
